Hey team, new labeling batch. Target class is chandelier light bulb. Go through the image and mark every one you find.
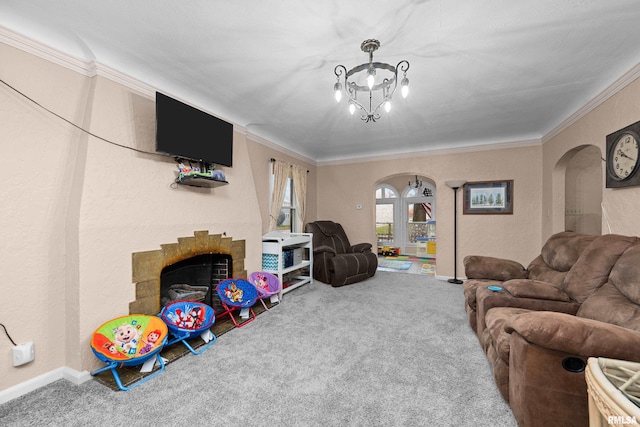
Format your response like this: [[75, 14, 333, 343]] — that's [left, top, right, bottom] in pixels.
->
[[349, 102, 356, 115], [401, 76, 409, 99], [384, 100, 391, 113], [334, 81, 342, 103], [367, 73, 375, 90]]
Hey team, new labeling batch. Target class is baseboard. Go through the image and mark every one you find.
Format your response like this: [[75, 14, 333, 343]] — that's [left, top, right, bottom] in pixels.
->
[[0, 366, 91, 404]]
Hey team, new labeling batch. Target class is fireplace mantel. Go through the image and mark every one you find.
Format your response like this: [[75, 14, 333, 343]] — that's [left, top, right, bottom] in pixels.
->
[[130, 230, 246, 315]]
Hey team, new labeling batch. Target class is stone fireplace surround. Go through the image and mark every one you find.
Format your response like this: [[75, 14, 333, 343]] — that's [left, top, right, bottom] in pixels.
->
[[130, 230, 246, 315]]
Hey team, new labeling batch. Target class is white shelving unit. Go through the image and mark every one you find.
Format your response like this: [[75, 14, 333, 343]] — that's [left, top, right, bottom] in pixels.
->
[[262, 231, 313, 299]]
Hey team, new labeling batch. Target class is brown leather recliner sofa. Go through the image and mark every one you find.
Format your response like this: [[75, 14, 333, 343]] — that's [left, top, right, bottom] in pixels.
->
[[463, 231, 640, 426], [304, 220, 377, 287]]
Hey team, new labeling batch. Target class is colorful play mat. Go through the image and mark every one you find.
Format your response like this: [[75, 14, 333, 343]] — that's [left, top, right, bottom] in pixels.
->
[[378, 259, 413, 271], [377, 256, 436, 275]]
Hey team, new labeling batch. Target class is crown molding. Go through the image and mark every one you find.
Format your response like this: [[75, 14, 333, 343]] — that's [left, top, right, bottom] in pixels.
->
[[93, 62, 155, 98], [239, 126, 317, 166], [0, 25, 93, 76], [317, 139, 542, 166], [542, 62, 640, 143], [0, 26, 156, 98]]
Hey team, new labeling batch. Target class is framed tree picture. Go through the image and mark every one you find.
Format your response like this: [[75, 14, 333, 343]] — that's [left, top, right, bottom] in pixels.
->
[[463, 180, 513, 214]]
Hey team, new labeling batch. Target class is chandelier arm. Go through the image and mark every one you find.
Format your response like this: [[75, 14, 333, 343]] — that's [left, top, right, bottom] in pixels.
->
[[397, 60, 410, 73], [346, 89, 370, 114]]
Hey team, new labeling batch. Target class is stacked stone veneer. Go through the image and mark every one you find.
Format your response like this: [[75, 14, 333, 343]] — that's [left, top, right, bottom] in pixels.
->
[[130, 230, 246, 315]]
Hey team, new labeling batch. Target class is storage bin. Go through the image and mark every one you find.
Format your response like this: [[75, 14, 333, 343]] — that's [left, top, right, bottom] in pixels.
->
[[262, 242, 280, 255], [262, 253, 280, 270], [283, 249, 294, 268], [293, 248, 303, 265], [427, 241, 436, 254]]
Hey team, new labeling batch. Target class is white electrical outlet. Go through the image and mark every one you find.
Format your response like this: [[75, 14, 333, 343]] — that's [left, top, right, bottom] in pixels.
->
[[12, 342, 35, 366]]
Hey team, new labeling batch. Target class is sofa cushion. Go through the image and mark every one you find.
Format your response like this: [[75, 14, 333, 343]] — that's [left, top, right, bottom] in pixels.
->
[[576, 243, 640, 331], [525, 255, 567, 286], [463, 279, 503, 311], [561, 234, 639, 303], [485, 307, 532, 363], [539, 231, 597, 273], [464, 256, 527, 281], [502, 279, 571, 302], [576, 283, 640, 332], [609, 242, 640, 305]]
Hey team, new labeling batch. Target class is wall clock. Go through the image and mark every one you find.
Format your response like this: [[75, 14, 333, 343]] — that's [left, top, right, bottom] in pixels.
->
[[606, 121, 640, 188]]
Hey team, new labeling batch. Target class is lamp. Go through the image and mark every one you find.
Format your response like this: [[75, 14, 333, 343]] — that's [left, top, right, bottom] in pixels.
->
[[334, 39, 410, 123], [445, 180, 466, 284]]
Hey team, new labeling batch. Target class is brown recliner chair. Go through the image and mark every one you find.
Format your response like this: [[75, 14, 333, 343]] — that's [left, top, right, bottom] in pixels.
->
[[304, 221, 377, 287]]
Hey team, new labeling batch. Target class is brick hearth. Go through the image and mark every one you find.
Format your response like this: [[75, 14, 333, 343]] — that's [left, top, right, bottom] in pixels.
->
[[129, 230, 246, 315]]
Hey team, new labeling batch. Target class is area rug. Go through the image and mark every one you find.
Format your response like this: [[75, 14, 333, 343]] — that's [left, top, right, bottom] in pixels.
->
[[378, 259, 413, 271]]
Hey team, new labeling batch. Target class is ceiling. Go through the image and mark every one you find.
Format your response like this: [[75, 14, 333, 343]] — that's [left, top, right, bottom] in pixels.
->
[[2, 1, 640, 163]]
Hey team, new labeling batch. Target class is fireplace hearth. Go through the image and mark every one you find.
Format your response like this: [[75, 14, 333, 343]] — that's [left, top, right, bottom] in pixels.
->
[[130, 231, 246, 315]]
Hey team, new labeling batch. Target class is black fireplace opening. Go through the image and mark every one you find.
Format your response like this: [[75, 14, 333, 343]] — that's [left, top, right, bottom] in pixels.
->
[[160, 253, 232, 313]]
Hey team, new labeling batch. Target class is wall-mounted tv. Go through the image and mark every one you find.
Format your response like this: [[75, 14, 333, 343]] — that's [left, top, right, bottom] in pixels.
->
[[155, 91, 233, 167]]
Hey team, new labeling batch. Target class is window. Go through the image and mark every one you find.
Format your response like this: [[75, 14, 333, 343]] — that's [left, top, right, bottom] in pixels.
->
[[270, 173, 296, 233]]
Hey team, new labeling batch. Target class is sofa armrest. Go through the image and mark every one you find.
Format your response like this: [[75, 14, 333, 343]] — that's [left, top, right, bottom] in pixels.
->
[[464, 255, 527, 281], [313, 245, 337, 255], [349, 243, 372, 253], [502, 279, 572, 302], [506, 311, 640, 361]]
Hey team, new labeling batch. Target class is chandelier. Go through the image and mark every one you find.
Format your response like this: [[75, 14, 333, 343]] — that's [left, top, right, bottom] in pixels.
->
[[409, 175, 423, 189], [333, 39, 410, 123]]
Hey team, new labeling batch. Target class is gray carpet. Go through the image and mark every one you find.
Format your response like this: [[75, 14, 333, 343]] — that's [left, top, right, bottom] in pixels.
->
[[0, 271, 516, 426]]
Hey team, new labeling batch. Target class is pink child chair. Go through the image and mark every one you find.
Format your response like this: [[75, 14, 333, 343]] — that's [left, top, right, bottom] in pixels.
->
[[249, 271, 282, 311]]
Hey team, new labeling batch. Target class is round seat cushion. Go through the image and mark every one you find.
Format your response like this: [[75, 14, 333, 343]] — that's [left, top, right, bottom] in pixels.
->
[[91, 314, 168, 364]]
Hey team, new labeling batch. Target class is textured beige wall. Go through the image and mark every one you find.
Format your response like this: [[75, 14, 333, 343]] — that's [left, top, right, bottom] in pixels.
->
[[316, 144, 543, 279], [542, 77, 640, 238], [0, 41, 295, 391], [1, 42, 89, 391]]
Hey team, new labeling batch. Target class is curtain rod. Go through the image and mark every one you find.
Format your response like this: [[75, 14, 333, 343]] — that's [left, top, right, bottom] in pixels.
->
[[270, 158, 309, 173]]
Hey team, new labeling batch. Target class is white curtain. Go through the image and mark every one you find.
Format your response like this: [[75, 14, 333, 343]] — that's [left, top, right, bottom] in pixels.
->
[[268, 159, 290, 231], [292, 164, 307, 232]]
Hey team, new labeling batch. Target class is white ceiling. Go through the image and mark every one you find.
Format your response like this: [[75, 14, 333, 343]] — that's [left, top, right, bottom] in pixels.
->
[[2, 1, 640, 163]]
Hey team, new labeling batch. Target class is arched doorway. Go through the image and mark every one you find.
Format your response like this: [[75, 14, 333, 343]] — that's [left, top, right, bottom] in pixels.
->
[[554, 145, 602, 234], [375, 174, 436, 255]]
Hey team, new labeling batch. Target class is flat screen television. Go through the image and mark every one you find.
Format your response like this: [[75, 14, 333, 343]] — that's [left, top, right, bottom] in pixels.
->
[[155, 91, 233, 167]]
